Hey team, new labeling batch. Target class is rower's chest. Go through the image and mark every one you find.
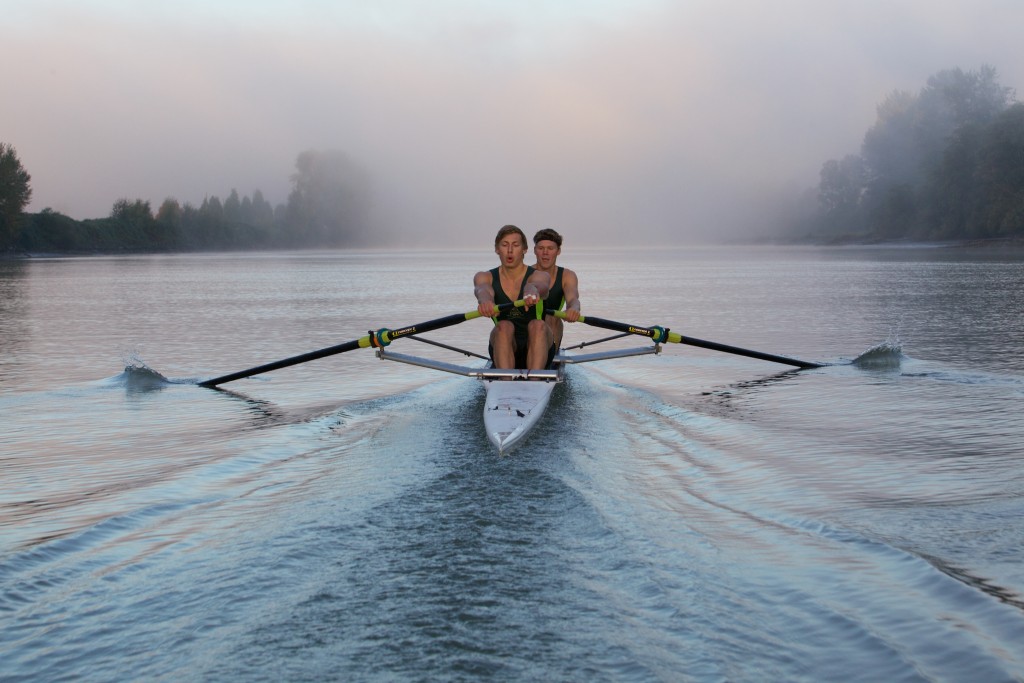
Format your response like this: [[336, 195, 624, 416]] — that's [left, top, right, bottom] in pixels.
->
[[498, 271, 525, 296]]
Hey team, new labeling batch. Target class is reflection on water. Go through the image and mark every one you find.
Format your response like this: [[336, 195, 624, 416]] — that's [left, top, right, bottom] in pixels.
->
[[0, 260, 29, 383]]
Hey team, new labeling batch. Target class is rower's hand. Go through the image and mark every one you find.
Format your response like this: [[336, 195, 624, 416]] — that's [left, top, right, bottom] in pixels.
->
[[563, 308, 581, 323], [522, 286, 540, 308], [478, 301, 498, 317]]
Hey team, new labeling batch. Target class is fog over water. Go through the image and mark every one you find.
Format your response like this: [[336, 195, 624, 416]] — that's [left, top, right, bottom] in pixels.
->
[[4, 0, 1024, 244]]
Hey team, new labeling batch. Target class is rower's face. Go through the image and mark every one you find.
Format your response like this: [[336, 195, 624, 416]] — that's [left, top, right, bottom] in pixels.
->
[[534, 240, 560, 269], [495, 235, 527, 265]]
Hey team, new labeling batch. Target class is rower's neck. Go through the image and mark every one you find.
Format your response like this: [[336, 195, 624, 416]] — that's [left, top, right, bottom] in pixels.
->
[[500, 263, 528, 277]]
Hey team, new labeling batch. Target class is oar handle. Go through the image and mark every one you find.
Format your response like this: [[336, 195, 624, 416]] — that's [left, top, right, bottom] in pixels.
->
[[551, 309, 822, 369], [549, 311, 675, 343], [371, 310, 485, 346]]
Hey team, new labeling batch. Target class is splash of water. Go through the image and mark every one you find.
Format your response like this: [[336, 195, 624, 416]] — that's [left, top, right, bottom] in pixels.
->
[[853, 331, 904, 369], [119, 351, 172, 392]]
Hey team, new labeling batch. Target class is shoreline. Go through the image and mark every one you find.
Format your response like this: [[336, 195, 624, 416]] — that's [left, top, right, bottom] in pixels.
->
[[764, 235, 1024, 250], [5, 237, 1024, 261]]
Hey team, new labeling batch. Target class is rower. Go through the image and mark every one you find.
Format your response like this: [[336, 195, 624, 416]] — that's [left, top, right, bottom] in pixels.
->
[[530, 228, 581, 349], [473, 225, 554, 370]]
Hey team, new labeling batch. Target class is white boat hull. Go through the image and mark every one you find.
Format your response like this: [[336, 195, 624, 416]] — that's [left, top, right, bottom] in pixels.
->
[[378, 344, 661, 454], [483, 379, 558, 453]]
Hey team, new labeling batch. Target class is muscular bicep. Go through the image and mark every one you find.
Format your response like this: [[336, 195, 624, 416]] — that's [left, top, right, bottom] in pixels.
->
[[563, 269, 580, 306], [474, 271, 494, 301]]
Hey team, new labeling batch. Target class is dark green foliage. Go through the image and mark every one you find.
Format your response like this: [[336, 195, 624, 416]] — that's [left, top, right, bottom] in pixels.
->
[[976, 103, 1024, 236], [1, 143, 33, 251], [13, 149, 372, 254], [19, 209, 79, 252], [797, 65, 1022, 242]]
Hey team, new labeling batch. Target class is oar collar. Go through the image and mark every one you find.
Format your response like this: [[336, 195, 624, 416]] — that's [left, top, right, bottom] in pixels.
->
[[370, 328, 393, 348], [650, 326, 671, 344]]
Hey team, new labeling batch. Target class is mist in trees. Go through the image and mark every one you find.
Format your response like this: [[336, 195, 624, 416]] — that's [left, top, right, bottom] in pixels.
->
[[285, 150, 372, 247], [8, 149, 372, 254], [10, 66, 1024, 254], [790, 65, 1023, 243]]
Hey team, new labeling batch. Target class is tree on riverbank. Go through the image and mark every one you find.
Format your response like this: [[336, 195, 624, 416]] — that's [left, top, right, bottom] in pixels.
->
[[14, 149, 372, 254], [1, 143, 32, 252], [789, 66, 1023, 243], [285, 150, 371, 247]]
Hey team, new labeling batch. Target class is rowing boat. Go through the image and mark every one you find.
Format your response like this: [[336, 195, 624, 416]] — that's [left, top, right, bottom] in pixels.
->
[[196, 301, 822, 453], [483, 377, 558, 452], [375, 347, 564, 452], [376, 338, 659, 453]]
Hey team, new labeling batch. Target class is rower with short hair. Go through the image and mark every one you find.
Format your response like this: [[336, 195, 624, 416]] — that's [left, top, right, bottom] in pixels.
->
[[531, 228, 581, 349], [473, 225, 553, 370]]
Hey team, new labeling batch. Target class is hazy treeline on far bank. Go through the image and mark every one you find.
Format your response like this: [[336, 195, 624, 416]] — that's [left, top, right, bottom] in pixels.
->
[[787, 65, 1024, 244], [4, 65, 1024, 255], [1, 149, 371, 255]]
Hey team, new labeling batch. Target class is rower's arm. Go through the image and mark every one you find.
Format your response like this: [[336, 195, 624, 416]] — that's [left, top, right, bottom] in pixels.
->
[[474, 271, 497, 316], [524, 269, 551, 302], [561, 268, 581, 322]]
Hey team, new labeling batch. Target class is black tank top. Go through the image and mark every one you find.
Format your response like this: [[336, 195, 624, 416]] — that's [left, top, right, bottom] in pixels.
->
[[540, 266, 565, 313], [490, 266, 535, 342]]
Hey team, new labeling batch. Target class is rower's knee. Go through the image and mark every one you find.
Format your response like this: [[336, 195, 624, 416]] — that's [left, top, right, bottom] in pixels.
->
[[492, 320, 515, 340], [528, 318, 552, 343]]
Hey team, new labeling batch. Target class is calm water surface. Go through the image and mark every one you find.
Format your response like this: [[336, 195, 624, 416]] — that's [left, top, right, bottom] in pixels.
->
[[2, 246, 1023, 682]]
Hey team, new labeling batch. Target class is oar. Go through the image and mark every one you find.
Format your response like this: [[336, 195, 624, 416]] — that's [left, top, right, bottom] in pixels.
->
[[199, 301, 524, 388], [551, 311, 823, 369]]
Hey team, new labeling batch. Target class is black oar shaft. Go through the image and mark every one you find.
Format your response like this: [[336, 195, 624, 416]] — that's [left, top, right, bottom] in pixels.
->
[[557, 311, 822, 369], [198, 313, 465, 388], [381, 312, 471, 342], [675, 335, 822, 369], [198, 339, 365, 387], [571, 315, 661, 339], [198, 302, 523, 388]]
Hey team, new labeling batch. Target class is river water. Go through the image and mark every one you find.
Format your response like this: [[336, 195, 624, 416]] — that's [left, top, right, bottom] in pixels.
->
[[2, 245, 1023, 682]]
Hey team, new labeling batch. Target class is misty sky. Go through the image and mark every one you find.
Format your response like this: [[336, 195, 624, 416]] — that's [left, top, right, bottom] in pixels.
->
[[4, 0, 1023, 245]]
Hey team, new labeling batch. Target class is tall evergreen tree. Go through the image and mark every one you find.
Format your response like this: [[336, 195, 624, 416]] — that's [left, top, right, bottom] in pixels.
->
[[1, 143, 32, 251]]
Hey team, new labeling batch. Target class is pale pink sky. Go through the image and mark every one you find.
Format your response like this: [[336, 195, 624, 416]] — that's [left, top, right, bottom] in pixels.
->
[[4, 0, 1022, 244]]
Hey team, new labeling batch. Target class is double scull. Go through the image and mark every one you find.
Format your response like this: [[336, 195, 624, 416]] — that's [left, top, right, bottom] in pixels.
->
[[198, 303, 822, 453]]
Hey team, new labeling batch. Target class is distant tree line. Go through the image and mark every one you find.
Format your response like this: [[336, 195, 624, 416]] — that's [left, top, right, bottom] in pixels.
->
[[0, 149, 371, 254], [788, 65, 1024, 243]]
